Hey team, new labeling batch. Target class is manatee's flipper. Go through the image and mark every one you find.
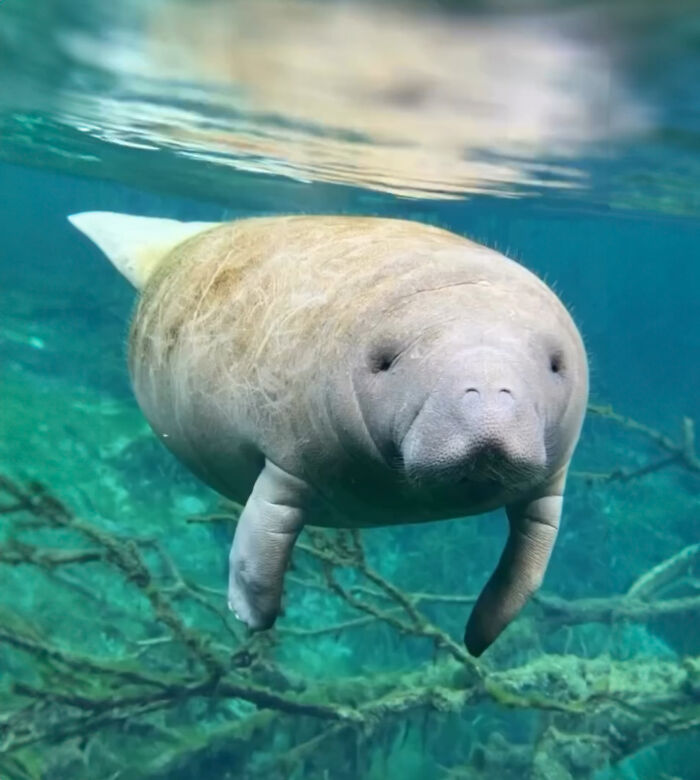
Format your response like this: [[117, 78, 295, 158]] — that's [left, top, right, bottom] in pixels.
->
[[68, 211, 218, 289], [228, 460, 308, 630], [464, 468, 568, 656]]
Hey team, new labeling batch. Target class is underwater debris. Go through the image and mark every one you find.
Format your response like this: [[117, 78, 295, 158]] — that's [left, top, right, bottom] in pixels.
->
[[0, 404, 698, 779]]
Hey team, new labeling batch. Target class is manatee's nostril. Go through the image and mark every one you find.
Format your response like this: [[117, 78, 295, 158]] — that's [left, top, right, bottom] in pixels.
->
[[465, 387, 479, 395], [499, 388, 512, 395]]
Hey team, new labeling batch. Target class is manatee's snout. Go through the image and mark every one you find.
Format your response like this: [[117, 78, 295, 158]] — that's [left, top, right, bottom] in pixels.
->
[[462, 385, 518, 430], [460, 384, 546, 480], [401, 352, 548, 490]]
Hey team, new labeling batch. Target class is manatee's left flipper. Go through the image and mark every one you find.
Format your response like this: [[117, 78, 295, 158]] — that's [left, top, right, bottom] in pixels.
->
[[464, 467, 568, 657], [228, 459, 309, 630]]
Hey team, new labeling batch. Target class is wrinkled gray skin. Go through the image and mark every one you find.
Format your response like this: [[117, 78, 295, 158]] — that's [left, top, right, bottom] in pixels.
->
[[125, 216, 588, 656]]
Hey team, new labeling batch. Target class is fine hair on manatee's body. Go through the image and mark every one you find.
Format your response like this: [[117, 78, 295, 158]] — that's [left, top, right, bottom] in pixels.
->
[[69, 212, 589, 656]]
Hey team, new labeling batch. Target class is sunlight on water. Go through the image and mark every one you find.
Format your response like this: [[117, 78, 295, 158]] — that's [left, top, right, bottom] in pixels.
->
[[1, 0, 699, 212], [58, 1, 647, 198]]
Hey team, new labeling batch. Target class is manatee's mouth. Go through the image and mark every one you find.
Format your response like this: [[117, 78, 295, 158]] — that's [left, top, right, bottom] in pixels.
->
[[400, 416, 548, 493], [402, 461, 544, 502], [459, 452, 548, 497], [461, 442, 546, 484]]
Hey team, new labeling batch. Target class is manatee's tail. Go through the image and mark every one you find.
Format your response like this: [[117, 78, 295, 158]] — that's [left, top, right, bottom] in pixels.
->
[[68, 211, 219, 289]]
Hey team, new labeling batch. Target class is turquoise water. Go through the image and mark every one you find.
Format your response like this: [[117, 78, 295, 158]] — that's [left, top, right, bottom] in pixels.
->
[[1, 1, 699, 778]]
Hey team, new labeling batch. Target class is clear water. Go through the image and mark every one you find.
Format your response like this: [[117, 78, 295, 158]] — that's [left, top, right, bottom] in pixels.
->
[[1, 1, 699, 778]]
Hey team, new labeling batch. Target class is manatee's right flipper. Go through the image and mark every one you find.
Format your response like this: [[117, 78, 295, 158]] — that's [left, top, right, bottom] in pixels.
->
[[228, 459, 309, 630], [464, 467, 568, 656]]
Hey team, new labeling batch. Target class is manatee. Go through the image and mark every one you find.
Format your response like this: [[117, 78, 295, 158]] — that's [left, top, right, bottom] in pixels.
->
[[69, 212, 588, 656]]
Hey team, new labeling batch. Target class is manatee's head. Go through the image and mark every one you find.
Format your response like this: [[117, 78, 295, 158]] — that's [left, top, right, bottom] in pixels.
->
[[352, 273, 588, 504]]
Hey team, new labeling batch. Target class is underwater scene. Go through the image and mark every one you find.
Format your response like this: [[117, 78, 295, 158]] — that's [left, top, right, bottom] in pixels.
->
[[1, 0, 699, 778]]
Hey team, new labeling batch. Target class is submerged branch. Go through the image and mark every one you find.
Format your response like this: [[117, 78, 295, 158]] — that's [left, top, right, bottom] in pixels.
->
[[0, 402, 698, 778], [587, 404, 700, 475]]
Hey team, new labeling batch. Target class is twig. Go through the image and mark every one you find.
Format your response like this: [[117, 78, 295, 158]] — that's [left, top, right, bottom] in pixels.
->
[[588, 404, 700, 474], [626, 543, 700, 600]]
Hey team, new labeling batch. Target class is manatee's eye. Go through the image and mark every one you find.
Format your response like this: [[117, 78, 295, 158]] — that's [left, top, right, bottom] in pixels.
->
[[369, 345, 400, 373], [549, 352, 564, 374]]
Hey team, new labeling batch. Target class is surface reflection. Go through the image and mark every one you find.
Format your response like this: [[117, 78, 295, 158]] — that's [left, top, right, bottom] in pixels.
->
[[58, 0, 647, 199]]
